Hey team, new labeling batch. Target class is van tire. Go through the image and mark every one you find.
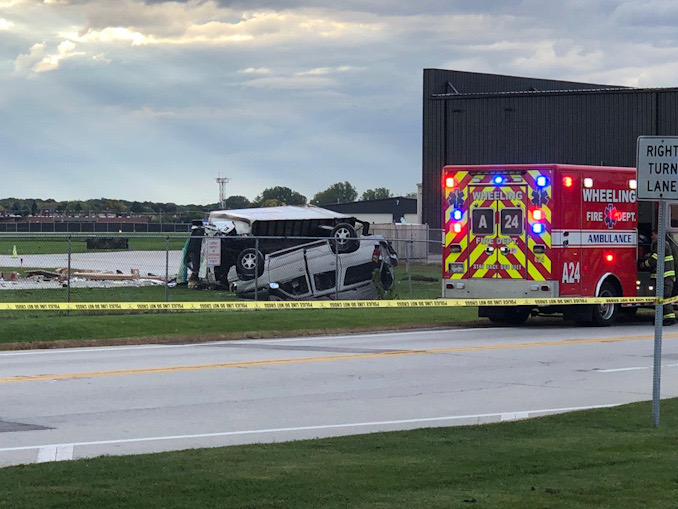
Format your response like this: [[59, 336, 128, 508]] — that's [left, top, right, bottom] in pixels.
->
[[330, 223, 358, 253], [236, 248, 264, 281]]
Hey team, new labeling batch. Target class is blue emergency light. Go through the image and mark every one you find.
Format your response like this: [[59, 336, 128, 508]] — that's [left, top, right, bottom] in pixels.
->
[[532, 223, 544, 234], [536, 176, 548, 187], [493, 175, 504, 185], [452, 209, 463, 221]]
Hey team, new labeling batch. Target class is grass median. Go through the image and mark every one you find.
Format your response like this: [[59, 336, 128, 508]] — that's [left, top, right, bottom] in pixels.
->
[[0, 307, 479, 347], [2, 400, 677, 507]]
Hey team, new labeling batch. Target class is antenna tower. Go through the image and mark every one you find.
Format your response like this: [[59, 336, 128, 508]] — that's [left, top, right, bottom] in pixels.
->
[[215, 174, 231, 209]]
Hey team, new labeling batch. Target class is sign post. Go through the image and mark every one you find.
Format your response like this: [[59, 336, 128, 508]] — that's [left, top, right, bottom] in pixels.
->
[[637, 136, 678, 427]]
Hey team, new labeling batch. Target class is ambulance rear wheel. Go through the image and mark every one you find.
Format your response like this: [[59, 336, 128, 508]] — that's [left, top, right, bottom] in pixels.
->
[[592, 281, 619, 326], [482, 306, 529, 325], [504, 307, 530, 325]]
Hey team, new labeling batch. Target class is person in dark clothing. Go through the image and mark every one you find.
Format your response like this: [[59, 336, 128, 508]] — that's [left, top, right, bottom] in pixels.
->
[[642, 230, 676, 325]]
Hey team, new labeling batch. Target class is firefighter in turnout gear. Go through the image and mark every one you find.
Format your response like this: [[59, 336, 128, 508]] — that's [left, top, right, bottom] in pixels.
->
[[642, 230, 677, 326]]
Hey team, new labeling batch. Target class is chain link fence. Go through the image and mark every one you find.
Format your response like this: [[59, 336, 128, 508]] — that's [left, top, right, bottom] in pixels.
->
[[0, 222, 192, 233], [0, 233, 444, 304]]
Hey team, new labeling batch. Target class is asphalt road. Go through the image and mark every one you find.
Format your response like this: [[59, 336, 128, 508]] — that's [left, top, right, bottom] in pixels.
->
[[1, 323, 677, 467]]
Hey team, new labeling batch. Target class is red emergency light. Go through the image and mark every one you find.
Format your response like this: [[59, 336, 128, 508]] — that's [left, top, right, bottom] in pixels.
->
[[563, 176, 574, 188], [453, 223, 462, 233], [605, 253, 614, 262], [445, 177, 457, 188], [532, 209, 544, 221]]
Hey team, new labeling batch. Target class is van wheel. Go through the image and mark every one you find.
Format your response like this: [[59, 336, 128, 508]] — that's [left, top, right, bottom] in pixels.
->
[[236, 248, 264, 281], [331, 223, 358, 253], [592, 281, 619, 326]]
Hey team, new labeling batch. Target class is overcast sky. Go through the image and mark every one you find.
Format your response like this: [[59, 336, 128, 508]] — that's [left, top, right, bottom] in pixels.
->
[[2, 0, 677, 204]]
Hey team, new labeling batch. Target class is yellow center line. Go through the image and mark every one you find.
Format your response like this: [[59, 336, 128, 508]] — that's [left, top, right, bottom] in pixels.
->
[[1, 333, 671, 384]]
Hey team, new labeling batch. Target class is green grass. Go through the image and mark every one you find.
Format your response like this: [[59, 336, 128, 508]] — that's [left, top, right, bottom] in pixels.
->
[[0, 261, 451, 346], [0, 307, 478, 345], [0, 235, 187, 255], [393, 262, 442, 299], [2, 400, 677, 508], [0, 285, 238, 303]]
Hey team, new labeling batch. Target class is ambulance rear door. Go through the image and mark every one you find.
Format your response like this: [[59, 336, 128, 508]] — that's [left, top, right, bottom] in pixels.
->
[[468, 175, 528, 279]]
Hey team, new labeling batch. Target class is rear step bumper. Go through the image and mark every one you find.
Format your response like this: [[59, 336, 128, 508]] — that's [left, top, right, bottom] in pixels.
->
[[444, 279, 559, 299]]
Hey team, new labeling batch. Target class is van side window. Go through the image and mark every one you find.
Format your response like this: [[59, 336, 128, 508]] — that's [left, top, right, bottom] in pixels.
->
[[314, 271, 336, 291], [279, 276, 310, 296], [344, 262, 377, 286]]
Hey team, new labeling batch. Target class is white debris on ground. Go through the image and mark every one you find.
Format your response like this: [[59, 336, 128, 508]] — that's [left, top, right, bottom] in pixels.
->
[[0, 250, 182, 290], [0, 278, 171, 290]]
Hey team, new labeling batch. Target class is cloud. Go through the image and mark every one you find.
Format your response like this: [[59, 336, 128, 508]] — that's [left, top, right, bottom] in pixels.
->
[[241, 75, 335, 90], [13, 39, 85, 74], [297, 65, 357, 76], [613, 0, 678, 28], [238, 67, 273, 74], [131, 106, 179, 119], [4, 0, 678, 203], [12, 42, 45, 75]]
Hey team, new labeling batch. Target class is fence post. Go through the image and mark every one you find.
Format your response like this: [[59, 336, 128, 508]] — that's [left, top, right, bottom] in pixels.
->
[[334, 239, 339, 300], [254, 237, 259, 302], [407, 240, 413, 299], [165, 235, 170, 302], [67, 235, 72, 315]]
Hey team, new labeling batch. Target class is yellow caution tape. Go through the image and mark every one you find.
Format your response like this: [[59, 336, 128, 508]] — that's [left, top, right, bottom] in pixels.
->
[[0, 296, 659, 312]]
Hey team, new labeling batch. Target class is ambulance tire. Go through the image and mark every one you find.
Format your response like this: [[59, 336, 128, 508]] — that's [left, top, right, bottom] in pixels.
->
[[504, 307, 531, 325], [589, 281, 620, 327], [482, 306, 530, 326]]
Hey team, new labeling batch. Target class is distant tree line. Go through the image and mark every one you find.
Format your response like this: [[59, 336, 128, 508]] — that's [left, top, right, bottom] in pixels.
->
[[0, 182, 415, 222]]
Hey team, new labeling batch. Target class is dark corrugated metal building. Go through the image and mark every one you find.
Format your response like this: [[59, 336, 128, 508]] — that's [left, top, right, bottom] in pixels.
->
[[422, 69, 678, 230], [323, 197, 416, 219]]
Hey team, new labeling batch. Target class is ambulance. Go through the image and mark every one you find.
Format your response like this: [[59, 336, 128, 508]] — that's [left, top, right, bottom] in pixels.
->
[[442, 164, 657, 326]]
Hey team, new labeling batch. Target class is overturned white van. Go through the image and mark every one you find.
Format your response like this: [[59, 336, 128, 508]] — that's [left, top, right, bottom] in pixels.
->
[[180, 205, 387, 291]]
